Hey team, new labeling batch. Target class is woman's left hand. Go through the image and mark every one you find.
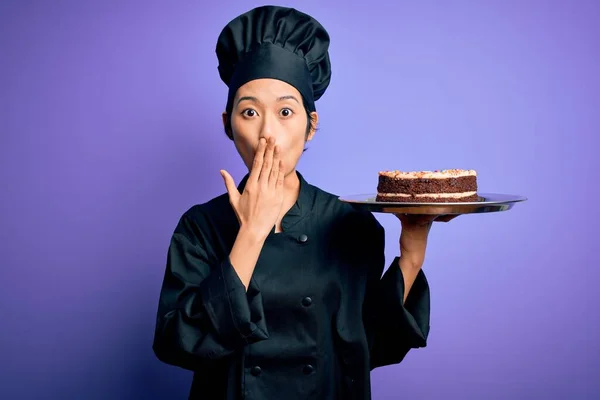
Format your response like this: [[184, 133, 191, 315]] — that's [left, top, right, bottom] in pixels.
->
[[394, 214, 459, 269]]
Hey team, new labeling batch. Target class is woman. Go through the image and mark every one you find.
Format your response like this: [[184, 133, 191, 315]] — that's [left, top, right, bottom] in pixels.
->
[[152, 5, 454, 400]]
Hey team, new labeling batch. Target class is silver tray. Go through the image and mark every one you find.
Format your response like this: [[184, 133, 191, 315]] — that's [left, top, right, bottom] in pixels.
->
[[338, 193, 527, 215]]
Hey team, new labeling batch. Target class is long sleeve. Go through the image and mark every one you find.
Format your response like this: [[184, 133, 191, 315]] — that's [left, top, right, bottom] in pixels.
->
[[152, 212, 269, 371], [361, 215, 431, 370]]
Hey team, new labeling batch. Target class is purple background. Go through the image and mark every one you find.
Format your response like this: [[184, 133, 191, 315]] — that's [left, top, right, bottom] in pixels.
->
[[1, 1, 598, 399]]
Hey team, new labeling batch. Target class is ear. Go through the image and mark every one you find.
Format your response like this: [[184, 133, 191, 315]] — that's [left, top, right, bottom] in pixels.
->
[[222, 111, 228, 128], [222, 111, 233, 140], [306, 111, 318, 142]]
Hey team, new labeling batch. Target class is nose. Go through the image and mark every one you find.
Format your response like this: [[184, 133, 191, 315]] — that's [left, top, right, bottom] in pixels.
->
[[259, 112, 279, 142]]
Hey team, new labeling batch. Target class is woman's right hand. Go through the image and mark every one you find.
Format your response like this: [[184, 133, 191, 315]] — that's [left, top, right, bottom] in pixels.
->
[[220, 137, 285, 240]]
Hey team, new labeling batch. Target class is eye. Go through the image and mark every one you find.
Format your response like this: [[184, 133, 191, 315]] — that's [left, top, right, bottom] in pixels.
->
[[241, 109, 258, 118], [280, 108, 294, 117]]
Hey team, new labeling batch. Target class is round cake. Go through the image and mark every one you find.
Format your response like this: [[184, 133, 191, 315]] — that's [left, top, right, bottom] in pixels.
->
[[376, 169, 479, 203]]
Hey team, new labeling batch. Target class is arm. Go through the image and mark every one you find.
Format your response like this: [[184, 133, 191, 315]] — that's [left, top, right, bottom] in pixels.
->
[[361, 216, 431, 370], [152, 213, 269, 371], [399, 257, 425, 303], [220, 136, 285, 291], [229, 225, 267, 291]]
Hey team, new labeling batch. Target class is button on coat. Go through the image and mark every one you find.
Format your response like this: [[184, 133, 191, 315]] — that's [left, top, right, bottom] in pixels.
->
[[302, 297, 312, 307], [298, 234, 308, 243]]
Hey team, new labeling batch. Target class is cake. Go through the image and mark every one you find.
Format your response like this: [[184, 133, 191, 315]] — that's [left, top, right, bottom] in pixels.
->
[[376, 169, 479, 203]]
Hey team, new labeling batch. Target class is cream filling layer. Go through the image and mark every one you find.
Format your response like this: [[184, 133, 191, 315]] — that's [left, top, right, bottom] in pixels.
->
[[377, 191, 477, 198]]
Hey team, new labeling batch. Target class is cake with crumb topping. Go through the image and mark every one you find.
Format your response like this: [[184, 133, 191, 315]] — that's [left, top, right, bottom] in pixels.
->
[[376, 169, 479, 203]]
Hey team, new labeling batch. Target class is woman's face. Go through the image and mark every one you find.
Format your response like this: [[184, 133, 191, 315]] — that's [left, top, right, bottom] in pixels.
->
[[223, 78, 317, 178]]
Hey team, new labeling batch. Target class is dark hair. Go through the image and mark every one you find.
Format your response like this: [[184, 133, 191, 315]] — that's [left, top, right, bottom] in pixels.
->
[[223, 97, 318, 151]]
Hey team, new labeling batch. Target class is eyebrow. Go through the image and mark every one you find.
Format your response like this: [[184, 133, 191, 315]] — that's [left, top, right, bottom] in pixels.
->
[[277, 95, 300, 104], [236, 95, 300, 106], [236, 96, 258, 106]]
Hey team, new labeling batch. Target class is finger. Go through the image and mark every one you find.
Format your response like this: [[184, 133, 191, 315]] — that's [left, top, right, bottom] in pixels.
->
[[220, 169, 240, 205], [413, 215, 436, 227], [269, 145, 280, 186], [276, 160, 284, 188], [395, 213, 412, 224], [249, 138, 267, 183], [396, 214, 436, 226], [435, 214, 459, 223], [421, 215, 438, 224], [260, 137, 275, 184]]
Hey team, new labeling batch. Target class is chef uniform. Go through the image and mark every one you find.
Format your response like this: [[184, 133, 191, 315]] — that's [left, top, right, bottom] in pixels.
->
[[152, 6, 431, 400]]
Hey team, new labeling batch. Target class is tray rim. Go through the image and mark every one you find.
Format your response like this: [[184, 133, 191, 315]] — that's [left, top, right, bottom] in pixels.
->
[[338, 192, 527, 215]]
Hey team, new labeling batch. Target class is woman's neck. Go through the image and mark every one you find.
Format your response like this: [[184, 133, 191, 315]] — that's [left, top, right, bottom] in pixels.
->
[[283, 169, 300, 199]]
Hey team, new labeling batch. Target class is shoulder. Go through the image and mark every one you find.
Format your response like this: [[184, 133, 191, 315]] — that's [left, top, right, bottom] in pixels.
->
[[172, 192, 236, 238], [310, 184, 385, 265], [184, 192, 232, 220], [310, 184, 384, 236]]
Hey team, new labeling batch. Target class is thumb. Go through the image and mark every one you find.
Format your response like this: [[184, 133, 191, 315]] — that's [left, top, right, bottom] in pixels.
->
[[435, 214, 459, 223], [220, 170, 240, 204]]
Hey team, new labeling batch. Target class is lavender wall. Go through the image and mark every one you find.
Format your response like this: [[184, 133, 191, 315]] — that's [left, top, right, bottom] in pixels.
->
[[1, 1, 598, 399]]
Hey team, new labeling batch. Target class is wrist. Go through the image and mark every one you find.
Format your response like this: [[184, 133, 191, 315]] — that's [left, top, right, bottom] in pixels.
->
[[237, 224, 269, 245], [398, 254, 424, 272]]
